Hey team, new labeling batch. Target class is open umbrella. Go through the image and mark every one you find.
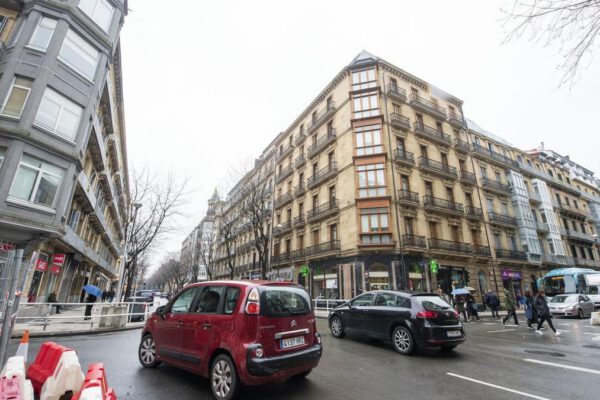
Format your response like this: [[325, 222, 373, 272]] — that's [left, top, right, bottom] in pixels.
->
[[82, 284, 102, 298], [463, 286, 477, 292], [450, 288, 470, 295]]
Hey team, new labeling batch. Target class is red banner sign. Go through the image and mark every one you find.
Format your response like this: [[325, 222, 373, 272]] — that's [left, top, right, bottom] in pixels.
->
[[50, 264, 61, 275], [35, 259, 48, 272], [52, 254, 66, 266], [0, 243, 16, 252]]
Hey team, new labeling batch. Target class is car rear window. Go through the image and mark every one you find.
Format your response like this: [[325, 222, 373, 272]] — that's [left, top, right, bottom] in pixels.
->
[[414, 295, 453, 311], [551, 295, 576, 303], [260, 286, 311, 317]]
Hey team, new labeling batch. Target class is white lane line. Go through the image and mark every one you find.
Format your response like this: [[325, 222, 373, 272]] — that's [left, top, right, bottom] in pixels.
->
[[583, 332, 600, 335], [487, 329, 516, 333], [556, 330, 570, 333], [524, 359, 600, 375], [483, 322, 497, 325], [446, 373, 552, 400]]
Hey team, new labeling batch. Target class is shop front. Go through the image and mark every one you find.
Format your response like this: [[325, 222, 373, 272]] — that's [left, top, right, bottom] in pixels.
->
[[312, 264, 340, 300], [365, 263, 392, 291], [501, 269, 523, 298], [406, 260, 426, 292], [436, 266, 468, 296]]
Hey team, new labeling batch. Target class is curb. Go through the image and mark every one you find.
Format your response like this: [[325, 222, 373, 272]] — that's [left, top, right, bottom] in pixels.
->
[[11, 325, 144, 339]]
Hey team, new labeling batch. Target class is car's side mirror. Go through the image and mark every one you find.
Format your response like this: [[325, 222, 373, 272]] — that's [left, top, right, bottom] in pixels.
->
[[347, 302, 354, 309], [156, 305, 166, 318]]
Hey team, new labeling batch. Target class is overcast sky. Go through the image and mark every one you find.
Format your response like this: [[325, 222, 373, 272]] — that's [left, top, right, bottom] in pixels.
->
[[119, 0, 600, 274]]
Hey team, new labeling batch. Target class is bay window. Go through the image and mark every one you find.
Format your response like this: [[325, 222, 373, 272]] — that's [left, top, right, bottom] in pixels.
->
[[351, 68, 376, 91], [360, 207, 391, 244], [357, 163, 386, 198], [78, 0, 114, 32], [9, 154, 64, 208], [35, 88, 83, 140], [355, 124, 382, 155], [28, 17, 56, 51], [1, 77, 32, 117], [59, 30, 100, 80], [353, 92, 379, 119]]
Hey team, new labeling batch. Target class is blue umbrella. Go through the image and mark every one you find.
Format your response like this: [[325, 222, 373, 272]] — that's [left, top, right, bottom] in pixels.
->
[[450, 288, 470, 295], [82, 284, 102, 298]]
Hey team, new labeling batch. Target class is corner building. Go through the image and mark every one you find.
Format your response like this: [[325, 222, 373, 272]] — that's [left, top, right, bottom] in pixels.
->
[[0, 1, 129, 302]]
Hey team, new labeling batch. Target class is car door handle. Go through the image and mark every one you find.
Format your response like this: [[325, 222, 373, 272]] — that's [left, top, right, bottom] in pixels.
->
[[177, 321, 183, 328], [202, 322, 212, 330]]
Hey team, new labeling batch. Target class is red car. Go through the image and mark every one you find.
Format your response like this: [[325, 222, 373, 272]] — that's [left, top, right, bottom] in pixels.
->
[[138, 280, 322, 400]]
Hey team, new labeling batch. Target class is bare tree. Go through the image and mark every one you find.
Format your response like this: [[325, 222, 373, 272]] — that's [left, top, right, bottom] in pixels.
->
[[195, 223, 217, 280], [147, 254, 189, 293], [122, 168, 189, 299], [218, 212, 237, 279], [503, 0, 600, 86]]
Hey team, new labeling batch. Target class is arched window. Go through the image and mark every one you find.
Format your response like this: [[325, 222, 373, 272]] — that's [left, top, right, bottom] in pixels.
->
[[477, 270, 488, 294]]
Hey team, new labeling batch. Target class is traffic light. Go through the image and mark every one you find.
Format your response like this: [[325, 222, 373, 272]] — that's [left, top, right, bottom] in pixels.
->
[[429, 259, 439, 274]]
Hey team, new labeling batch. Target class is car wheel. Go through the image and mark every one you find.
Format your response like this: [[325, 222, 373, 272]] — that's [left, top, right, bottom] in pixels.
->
[[578, 308, 584, 319], [138, 334, 161, 368], [391, 326, 415, 355], [211, 355, 239, 400], [291, 369, 312, 380], [330, 316, 345, 338]]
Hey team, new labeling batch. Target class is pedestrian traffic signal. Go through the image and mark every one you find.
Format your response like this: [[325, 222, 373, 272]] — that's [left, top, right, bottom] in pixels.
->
[[429, 259, 439, 274]]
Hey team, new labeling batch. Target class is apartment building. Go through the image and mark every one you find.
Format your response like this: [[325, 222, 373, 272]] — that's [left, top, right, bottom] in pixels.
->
[[0, 0, 129, 302], [194, 50, 600, 302]]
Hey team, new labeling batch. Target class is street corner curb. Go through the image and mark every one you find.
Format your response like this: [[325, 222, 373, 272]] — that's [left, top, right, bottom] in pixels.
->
[[11, 325, 144, 339]]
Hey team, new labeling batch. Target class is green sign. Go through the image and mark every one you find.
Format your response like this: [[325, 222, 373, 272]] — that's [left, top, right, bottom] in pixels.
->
[[429, 259, 439, 274], [300, 265, 309, 277]]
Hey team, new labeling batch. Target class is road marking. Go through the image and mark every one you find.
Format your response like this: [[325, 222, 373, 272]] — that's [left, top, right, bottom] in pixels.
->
[[446, 373, 551, 400], [524, 359, 600, 375], [556, 330, 569, 333], [583, 332, 600, 335], [483, 322, 497, 325], [487, 329, 516, 333]]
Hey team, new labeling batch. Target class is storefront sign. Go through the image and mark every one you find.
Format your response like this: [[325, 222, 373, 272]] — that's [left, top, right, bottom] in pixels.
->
[[276, 267, 293, 281], [35, 259, 48, 272], [501, 270, 521, 280], [408, 272, 423, 279], [0, 242, 16, 252], [250, 272, 261, 280], [50, 264, 61, 275], [52, 253, 66, 266]]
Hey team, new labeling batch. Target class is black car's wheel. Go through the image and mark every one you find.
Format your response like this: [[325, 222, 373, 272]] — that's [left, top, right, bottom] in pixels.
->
[[330, 316, 345, 338], [391, 326, 415, 355], [211, 354, 239, 400], [138, 334, 161, 368], [578, 308, 584, 319], [291, 369, 312, 380]]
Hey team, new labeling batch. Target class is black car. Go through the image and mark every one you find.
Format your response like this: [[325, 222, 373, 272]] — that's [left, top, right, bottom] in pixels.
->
[[328, 290, 465, 354]]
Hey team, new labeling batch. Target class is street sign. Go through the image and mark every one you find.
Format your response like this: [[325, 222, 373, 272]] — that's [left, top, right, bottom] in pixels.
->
[[52, 254, 66, 266], [35, 259, 48, 272], [300, 265, 309, 277]]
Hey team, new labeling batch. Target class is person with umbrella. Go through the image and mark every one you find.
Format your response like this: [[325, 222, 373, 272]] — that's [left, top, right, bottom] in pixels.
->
[[451, 288, 470, 322], [82, 285, 101, 320]]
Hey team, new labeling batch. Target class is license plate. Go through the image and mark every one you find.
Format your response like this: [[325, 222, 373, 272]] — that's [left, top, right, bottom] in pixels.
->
[[446, 330, 462, 338], [281, 336, 305, 349]]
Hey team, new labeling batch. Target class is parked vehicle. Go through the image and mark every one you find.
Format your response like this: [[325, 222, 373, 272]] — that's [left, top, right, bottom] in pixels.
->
[[328, 290, 465, 355], [548, 294, 595, 318], [138, 281, 322, 400], [126, 296, 149, 322], [135, 290, 155, 303]]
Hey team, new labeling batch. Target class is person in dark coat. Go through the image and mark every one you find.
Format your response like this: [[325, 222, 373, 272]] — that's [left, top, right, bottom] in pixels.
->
[[534, 290, 560, 336], [455, 295, 468, 322], [47, 292, 61, 314], [466, 294, 480, 321], [524, 290, 538, 328], [84, 294, 97, 320], [484, 290, 500, 319], [502, 289, 519, 325]]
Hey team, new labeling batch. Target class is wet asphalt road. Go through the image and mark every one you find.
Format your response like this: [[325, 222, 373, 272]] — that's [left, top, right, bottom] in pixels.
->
[[8, 317, 600, 399]]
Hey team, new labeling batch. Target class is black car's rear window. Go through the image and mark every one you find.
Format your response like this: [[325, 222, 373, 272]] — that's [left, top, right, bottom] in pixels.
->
[[260, 286, 312, 317], [414, 296, 453, 311]]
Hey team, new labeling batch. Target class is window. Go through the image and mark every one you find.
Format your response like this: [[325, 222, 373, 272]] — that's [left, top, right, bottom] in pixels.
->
[[495, 171, 502, 182], [59, 30, 100, 80], [78, 0, 114, 32], [9, 154, 64, 208], [352, 92, 379, 119], [404, 217, 414, 235], [374, 293, 410, 308], [351, 68, 376, 90], [355, 124, 382, 155], [1, 77, 32, 117], [170, 287, 201, 313], [28, 17, 56, 51], [194, 286, 226, 313], [429, 221, 438, 238], [486, 198, 494, 212], [0, 148, 5, 169], [351, 293, 375, 307], [360, 207, 391, 244], [35, 88, 83, 140], [357, 163, 386, 197], [480, 166, 487, 178]]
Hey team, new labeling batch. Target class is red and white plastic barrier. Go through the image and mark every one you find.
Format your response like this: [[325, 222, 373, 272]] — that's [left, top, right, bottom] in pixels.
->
[[0, 356, 33, 400], [71, 364, 116, 400]]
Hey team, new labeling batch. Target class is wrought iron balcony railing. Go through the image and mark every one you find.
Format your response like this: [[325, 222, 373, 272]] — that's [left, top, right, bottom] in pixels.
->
[[481, 177, 512, 194], [307, 200, 339, 222], [397, 190, 419, 205], [307, 162, 338, 189], [386, 83, 407, 102], [423, 195, 464, 214], [414, 121, 452, 146], [488, 211, 517, 226], [429, 238, 472, 253], [409, 94, 447, 119], [390, 112, 411, 131], [401, 234, 426, 248], [307, 129, 336, 158], [394, 149, 415, 166], [465, 206, 484, 219], [453, 138, 470, 153], [495, 248, 528, 261], [418, 157, 458, 179], [307, 101, 336, 133], [305, 240, 340, 257], [471, 143, 517, 168]]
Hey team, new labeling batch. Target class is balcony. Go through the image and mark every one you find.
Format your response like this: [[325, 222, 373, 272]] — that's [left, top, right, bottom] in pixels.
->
[[541, 254, 573, 266], [291, 248, 305, 260], [305, 240, 340, 257], [453, 138, 470, 154], [458, 170, 475, 186], [307, 162, 338, 189], [274, 191, 293, 209], [277, 142, 294, 160], [536, 222, 549, 234], [307, 200, 339, 222], [63, 227, 116, 276], [418, 157, 458, 180], [307, 129, 336, 159], [307, 101, 336, 133], [293, 215, 306, 228], [471, 143, 517, 168], [429, 238, 472, 254], [397, 190, 419, 206], [295, 154, 306, 169], [573, 258, 600, 268], [294, 182, 306, 197], [295, 129, 307, 145], [465, 206, 484, 220], [448, 112, 465, 128], [495, 248, 528, 261], [273, 220, 292, 236], [271, 253, 291, 265], [386, 83, 407, 102], [401, 234, 426, 249], [423, 195, 464, 216], [561, 228, 594, 242], [555, 202, 590, 218], [390, 112, 410, 131], [528, 191, 542, 204], [394, 149, 415, 167], [409, 94, 447, 120], [488, 212, 517, 227], [414, 121, 452, 146], [481, 177, 512, 195], [473, 245, 492, 257], [275, 165, 293, 184], [76, 172, 97, 211]]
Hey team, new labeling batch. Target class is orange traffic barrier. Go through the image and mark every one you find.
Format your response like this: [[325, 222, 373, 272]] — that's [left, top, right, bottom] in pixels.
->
[[15, 331, 29, 362], [0, 375, 22, 400], [72, 364, 116, 400]]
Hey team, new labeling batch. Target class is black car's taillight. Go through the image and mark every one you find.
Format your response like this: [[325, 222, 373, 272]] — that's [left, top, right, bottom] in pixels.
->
[[416, 310, 439, 319]]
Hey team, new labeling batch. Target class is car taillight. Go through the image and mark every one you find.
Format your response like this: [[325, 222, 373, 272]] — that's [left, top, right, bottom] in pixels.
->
[[245, 288, 260, 315], [416, 310, 439, 319]]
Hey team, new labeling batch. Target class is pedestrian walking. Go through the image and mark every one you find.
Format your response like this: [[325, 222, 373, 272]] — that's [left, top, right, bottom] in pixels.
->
[[502, 289, 519, 325], [534, 290, 560, 336], [108, 289, 115, 302], [467, 294, 481, 321], [101, 290, 108, 302], [455, 295, 468, 322], [524, 290, 538, 328], [84, 294, 97, 320], [484, 290, 500, 319], [47, 292, 61, 314]]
